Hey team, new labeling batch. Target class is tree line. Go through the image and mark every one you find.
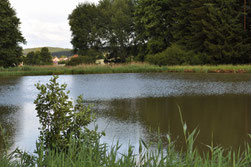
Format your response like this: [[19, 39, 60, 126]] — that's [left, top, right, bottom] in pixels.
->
[[24, 47, 52, 65], [69, 0, 251, 65], [1, 0, 251, 67]]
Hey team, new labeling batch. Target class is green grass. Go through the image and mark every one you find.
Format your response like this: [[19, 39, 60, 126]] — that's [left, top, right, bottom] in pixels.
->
[[1, 127, 251, 166], [167, 64, 251, 73], [1, 63, 251, 77]]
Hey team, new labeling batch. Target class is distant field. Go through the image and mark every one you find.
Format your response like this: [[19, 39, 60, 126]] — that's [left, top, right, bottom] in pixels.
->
[[23, 47, 73, 57]]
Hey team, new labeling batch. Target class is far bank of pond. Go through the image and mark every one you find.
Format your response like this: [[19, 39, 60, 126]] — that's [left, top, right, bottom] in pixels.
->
[[1, 63, 251, 77]]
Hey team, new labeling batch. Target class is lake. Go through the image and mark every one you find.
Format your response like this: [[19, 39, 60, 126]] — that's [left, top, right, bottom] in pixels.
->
[[0, 73, 251, 153]]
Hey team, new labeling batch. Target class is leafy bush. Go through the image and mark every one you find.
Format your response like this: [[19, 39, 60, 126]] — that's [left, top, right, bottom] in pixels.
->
[[78, 49, 103, 60], [24, 47, 53, 65], [147, 38, 167, 54], [134, 54, 146, 62], [34, 75, 102, 151], [66, 56, 95, 66], [146, 44, 205, 66]]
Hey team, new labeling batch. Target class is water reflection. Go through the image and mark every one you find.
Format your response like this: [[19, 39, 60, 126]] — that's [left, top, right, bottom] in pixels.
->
[[0, 73, 251, 153], [94, 95, 251, 151], [0, 105, 19, 152]]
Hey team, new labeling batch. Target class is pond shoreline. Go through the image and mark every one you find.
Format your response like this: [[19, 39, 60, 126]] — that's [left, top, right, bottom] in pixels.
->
[[1, 63, 251, 77]]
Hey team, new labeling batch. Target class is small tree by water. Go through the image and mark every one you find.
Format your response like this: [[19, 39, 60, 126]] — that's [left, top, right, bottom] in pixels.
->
[[34, 75, 100, 151]]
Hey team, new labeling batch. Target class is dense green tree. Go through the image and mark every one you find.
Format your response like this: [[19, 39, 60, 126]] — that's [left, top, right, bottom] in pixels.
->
[[0, 0, 26, 67], [24, 51, 35, 65], [34, 51, 42, 65], [171, 0, 251, 64], [171, 0, 192, 47], [100, 0, 135, 62], [134, 0, 175, 54], [69, 3, 102, 55], [68, 0, 251, 65], [25, 51, 41, 65], [243, 0, 251, 61], [187, 0, 251, 64], [40, 47, 52, 64], [24, 47, 52, 65], [244, 0, 251, 33], [201, 0, 243, 64], [69, 0, 135, 62], [186, 0, 208, 52]]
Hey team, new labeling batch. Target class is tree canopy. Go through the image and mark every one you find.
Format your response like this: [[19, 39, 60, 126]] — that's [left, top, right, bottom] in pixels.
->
[[0, 0, 26, 68], [69, 0, 251, 65], [24, 47, 52, 65], [69, 0, 135, 63]]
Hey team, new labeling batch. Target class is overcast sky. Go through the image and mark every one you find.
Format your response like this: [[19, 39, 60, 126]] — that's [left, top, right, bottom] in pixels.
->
[[10, 0, 99, 49]]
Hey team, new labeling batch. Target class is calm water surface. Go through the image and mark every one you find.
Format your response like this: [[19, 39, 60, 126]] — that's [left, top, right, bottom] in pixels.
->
[[0, 73, 251, 153]]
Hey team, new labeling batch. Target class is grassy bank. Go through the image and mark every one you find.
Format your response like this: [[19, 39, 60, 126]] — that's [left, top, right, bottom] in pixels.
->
[[1, 63, 251, 77], [1, 130, 251, 166]]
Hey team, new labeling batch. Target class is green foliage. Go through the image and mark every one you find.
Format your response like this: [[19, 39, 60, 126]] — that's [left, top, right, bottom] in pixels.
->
[[0, 0, 26, 68], [171, 0, 192, 46], [103, 0, 135, 62], [66, 56, 95, 66], [40, 47, 53, 64], [69, 0, 135, 62], [24, 47, 52, 65], [135, 0, 251, 65], [66, 49, 101, 66], [146, 44, 204, 66], [201, 0, 251, 64], [134, 0, 175, 54], [24, 51, 36, 65], [69, 3, 101, 53], [67, 0, 251, 65], [5, 64, 251, 76], [34, 75, 100, 150], [169, 0, 251, 65], [134, 53, 146, 62]]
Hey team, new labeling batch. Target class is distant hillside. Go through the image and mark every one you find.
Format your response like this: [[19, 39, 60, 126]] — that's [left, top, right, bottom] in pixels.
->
[[23, 47, 74, 57]]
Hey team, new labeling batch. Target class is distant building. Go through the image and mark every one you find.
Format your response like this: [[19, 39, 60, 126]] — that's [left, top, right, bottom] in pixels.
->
[[19, 62, 23, 67], [59, 57, 68, 61], [96, 59, 105, 65], [53, 57, 60, 65], [72, 54, 78, 58], [68, 54, 79, 60]]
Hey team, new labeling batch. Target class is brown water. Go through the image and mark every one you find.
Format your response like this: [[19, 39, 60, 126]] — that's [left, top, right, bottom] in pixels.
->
[[0, 73, 251, 153]]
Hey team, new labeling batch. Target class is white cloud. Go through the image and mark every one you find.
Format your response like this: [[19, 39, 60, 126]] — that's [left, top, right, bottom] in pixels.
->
[[9, 0, 99, 49]]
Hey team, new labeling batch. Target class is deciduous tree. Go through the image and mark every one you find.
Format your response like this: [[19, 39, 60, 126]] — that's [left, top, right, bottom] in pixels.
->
[[40, 47, 52, 64], [134, 0, 175, 54], [0, 0, 26, 67]]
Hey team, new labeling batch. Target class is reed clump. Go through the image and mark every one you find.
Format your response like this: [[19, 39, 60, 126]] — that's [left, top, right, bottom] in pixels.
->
[[1, 125, 251, 166]]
